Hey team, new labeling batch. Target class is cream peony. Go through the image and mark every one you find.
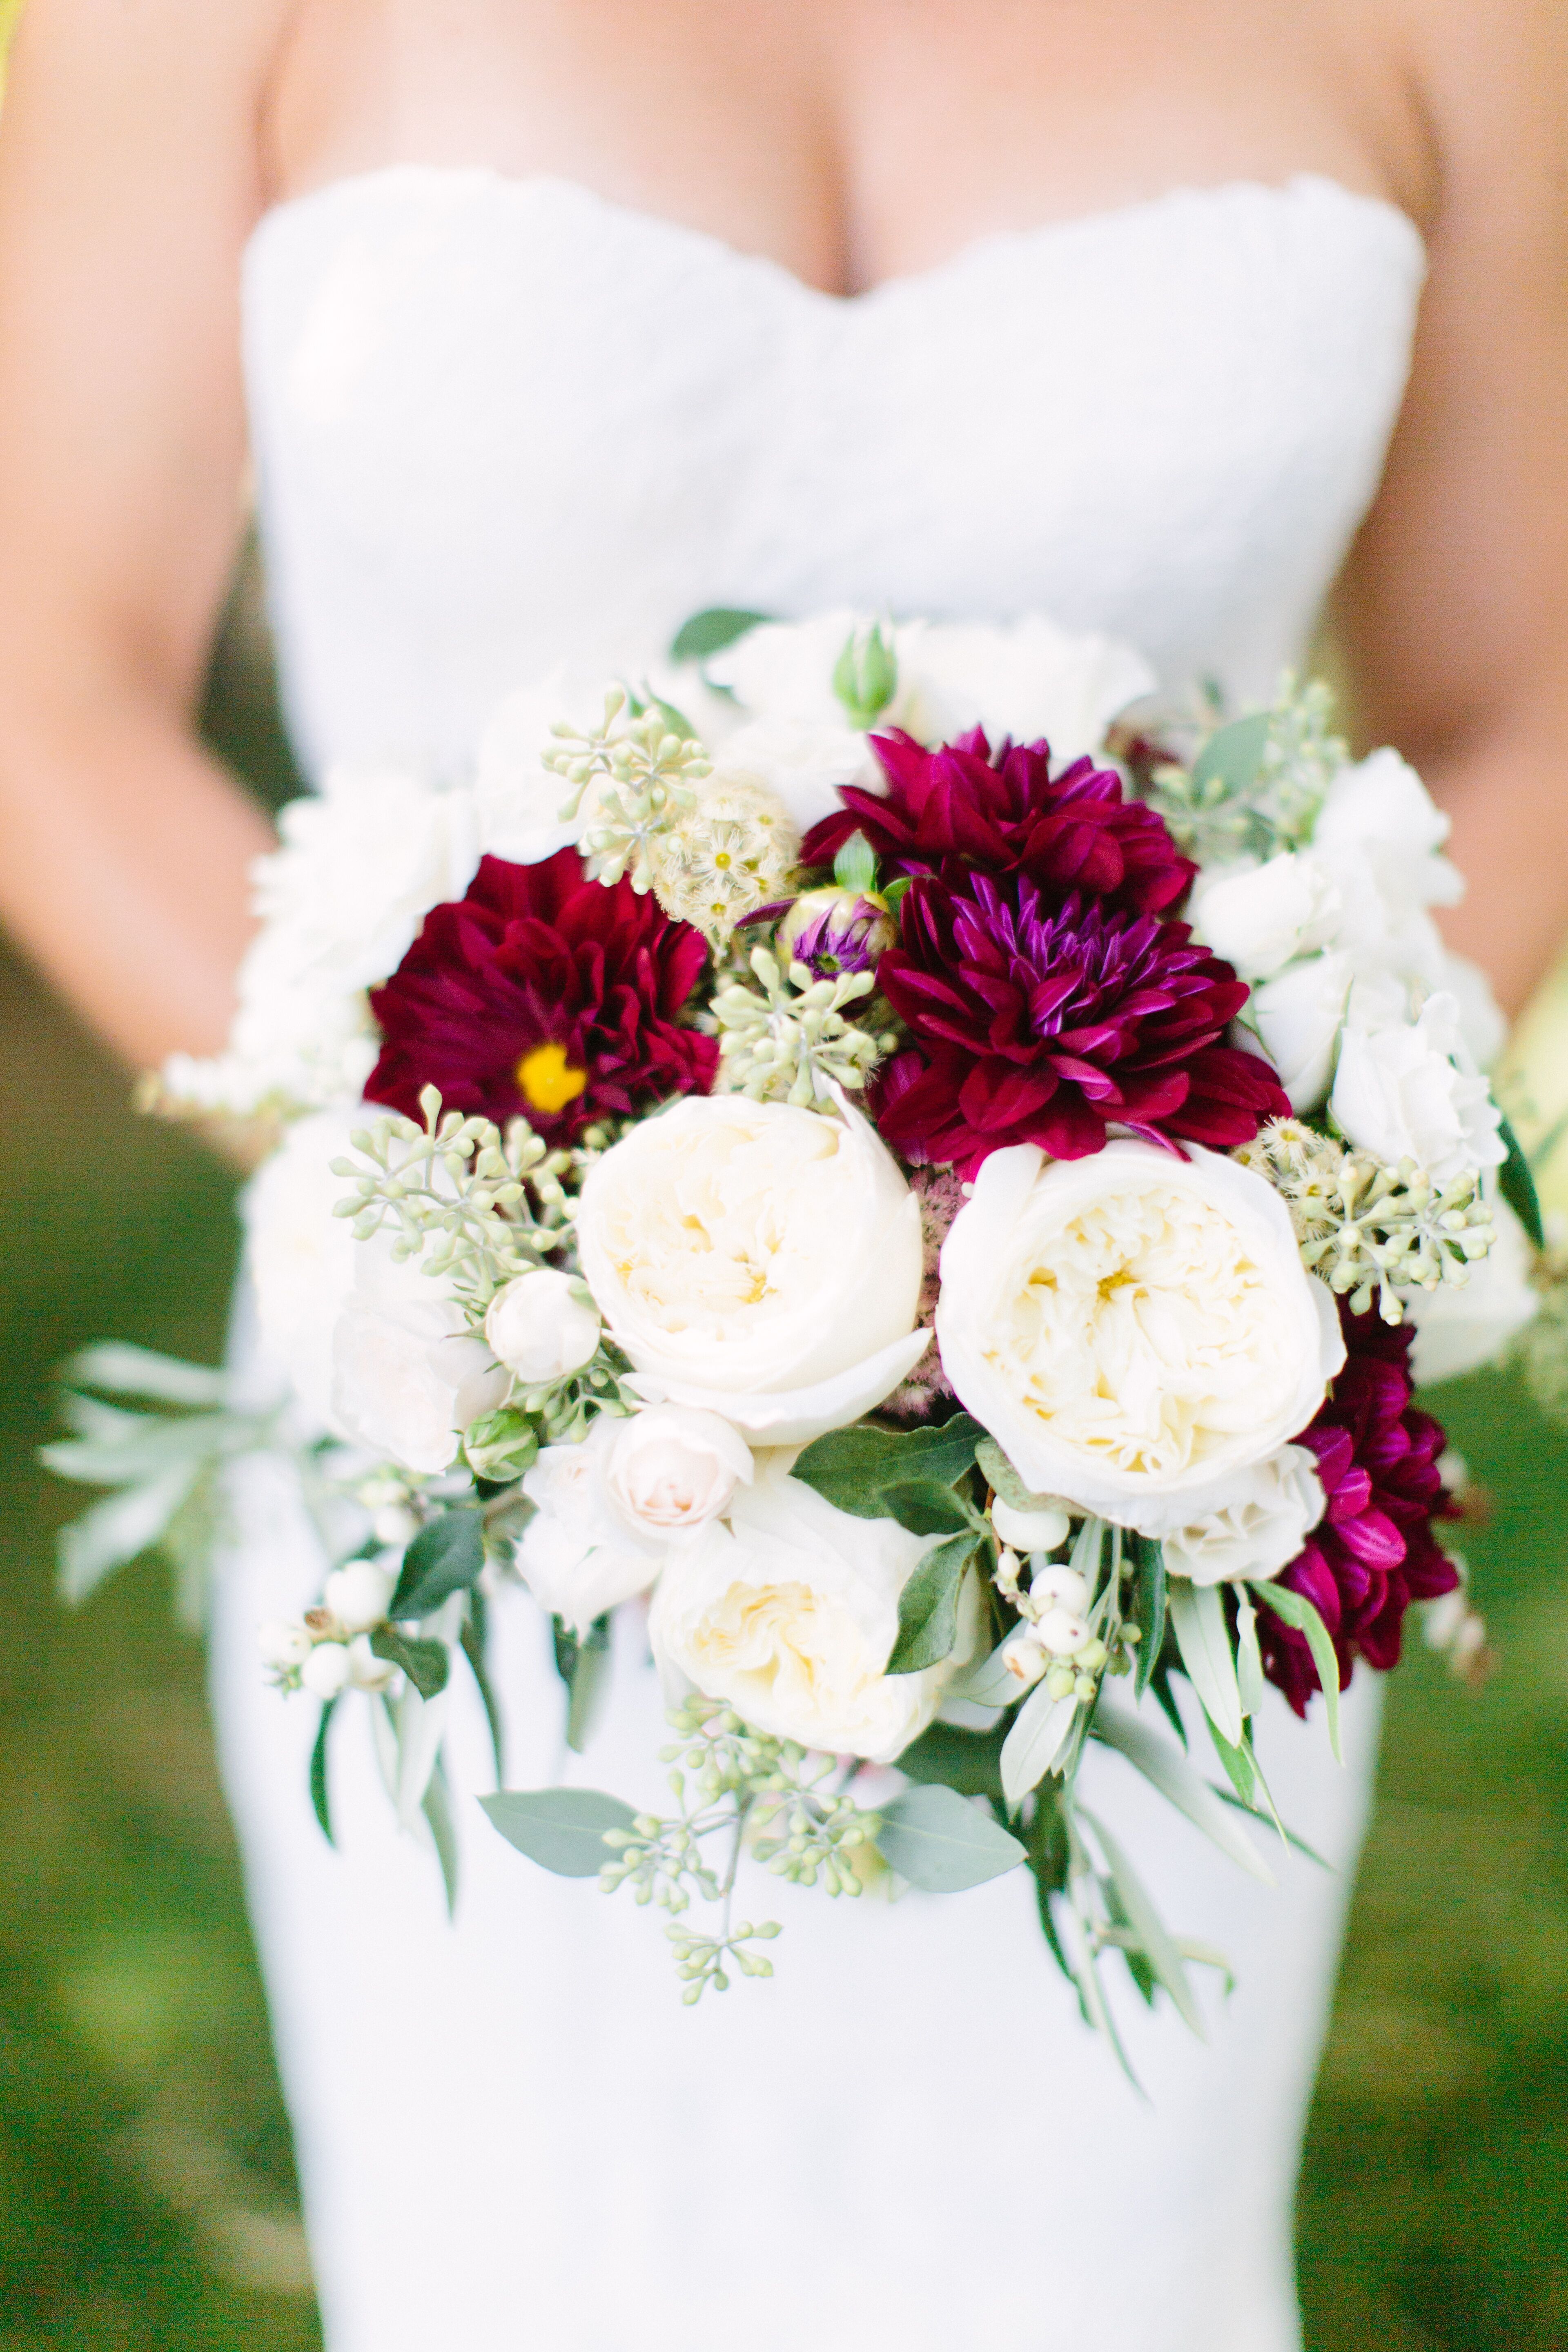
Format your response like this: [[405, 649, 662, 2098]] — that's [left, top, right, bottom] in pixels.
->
[[649, 1466, 969, 1762], [575, 1095, 927, 1446], [330, 1241, 509, 1477], [515, 1416, 667, 1636], [1142, 1443, 1325, 1584], [1330, 982, 1506, 1183], [936, 1141, 1344, 1523]]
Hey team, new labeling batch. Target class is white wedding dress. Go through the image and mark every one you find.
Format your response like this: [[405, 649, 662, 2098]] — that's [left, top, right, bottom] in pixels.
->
[[217, 168, 1426, 2352]]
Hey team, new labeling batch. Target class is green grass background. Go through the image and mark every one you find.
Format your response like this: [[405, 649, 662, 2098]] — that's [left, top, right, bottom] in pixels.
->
[[0, 580, 1562, 2349]]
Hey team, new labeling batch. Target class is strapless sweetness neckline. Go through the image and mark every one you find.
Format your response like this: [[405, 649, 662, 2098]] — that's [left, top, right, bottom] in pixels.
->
[[250, 163, 1424, 309]]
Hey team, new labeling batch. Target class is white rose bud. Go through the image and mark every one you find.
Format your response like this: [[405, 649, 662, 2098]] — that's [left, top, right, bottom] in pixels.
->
[[484, 1269, 601, 1385], [989, 1496, 1072, 1555], [323, 1561, 396, 1634], [605, 1407, 753, 1537], [300, 1641, 353, 1699], [257, 1619, 313, 1670]]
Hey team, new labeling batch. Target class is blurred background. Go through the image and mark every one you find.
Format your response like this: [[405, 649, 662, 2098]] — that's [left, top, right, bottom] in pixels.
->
[[2, 10, 1568, 2350]]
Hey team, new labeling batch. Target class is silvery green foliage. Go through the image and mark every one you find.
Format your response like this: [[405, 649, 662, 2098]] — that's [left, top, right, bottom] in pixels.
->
[[1140, 671, 1346, 865], [1239, 1116, 1496, 1323], [712, 945, 889, 1107], [543, 683, 712, 892]]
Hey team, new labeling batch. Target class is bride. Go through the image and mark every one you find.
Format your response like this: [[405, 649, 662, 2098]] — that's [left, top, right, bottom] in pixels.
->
[[1, 3, 1565, 2346]]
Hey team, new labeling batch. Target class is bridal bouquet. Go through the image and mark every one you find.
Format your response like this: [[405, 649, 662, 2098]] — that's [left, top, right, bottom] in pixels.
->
[[48, 607, 1544, 2049]]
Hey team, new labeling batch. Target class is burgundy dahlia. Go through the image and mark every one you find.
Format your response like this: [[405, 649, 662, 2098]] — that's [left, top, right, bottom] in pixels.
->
[[1258, 1304, 1460, 1717], [872, 871, 1287, 1172], [800, 727, 1195, 916], [366, 850, 717, 1140]]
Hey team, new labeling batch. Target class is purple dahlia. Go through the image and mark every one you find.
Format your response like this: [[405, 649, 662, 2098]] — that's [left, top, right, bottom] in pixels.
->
[[1259, 1304, 1460, 1717], [872, 871, 1287, 1172], [366, 850, 717, 1140], [801, 727, 1195, 916]]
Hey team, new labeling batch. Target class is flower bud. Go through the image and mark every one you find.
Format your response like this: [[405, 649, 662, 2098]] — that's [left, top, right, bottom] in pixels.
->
[[300, 1641, 353, 1699], [484, 1268, 601, 1384], [990, 1495, 1072, 1555], [323, 1561, 396, 1634], [371, 1503, 419, 1547], [257, 1618, 312, 1670], [1031, 1563, 1092, 1616], [463, 1405, 541, 1482], [779, 888, 894, 980]]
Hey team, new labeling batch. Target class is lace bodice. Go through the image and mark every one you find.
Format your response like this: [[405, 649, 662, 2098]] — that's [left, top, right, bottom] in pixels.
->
[[243, 167, 1424, 783]]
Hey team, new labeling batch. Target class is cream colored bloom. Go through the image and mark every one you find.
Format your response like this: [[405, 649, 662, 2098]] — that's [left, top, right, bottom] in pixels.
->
[[936, 1141, 1344, 1523], [575, 1095, 927, 1445], [1143, 1443, 1325, 1584]]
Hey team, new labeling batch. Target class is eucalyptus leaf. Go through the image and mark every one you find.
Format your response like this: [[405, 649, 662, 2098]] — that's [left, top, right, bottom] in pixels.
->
[[1131, 1534, 1166, 1698], [1000, 1680, 1079, 1807], [668, 607, 772, 665], [370, 1626, 452, 1701], [1091, 1703, 1274, 1884], [1082, 1806, 1204, 2037], [1497, 1112, 1546, 1252], [390, 1509, 484, 1619], [887, 1533, 977, 1675], [793, 1417, 983, 1519], [480, 1787, 639, 1877], [1189, 708, 1271, 796], [894, 1719, 1007, 1800], [1168, 1580, 1243, 1747], [65, 1343, 229, 1407], [1252, 1581, 1343, 1762], [873, 1783, 1025, 1892]]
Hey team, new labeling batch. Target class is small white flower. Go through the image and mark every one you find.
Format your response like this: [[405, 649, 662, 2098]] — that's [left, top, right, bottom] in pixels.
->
[[936, 1140, 1344, 1523], [484, 1270, 601, 1385], [1141, 1443, 1325, 1585], [515, 1417, 666, 1636], [300, 1642, 353, 1700], [604, 1407, 753, 1537], [1330, 983, 1506, 1184], [576, 1094, 927, 1446], [257, 1619, 313, 1670], [1406, 1196, 1540, 1386], [330, 1240, 509, 1477], [323, 1561, 396, 1634], [1310, 748, 1462, 992], [1249, 951, 1355, 1113], [649, 1469, 975, 1762], [1188, 850, 1342, 982]]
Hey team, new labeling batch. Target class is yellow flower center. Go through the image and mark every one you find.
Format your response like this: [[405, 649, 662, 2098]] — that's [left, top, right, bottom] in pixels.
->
[[515, 1041, 587, 1116]]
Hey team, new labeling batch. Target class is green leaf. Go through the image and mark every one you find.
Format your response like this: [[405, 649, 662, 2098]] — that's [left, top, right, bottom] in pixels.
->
[[894, 1719, 1006, 1800], [1497, 1112, 1546, 1252], [55, 1463, 202, 1606], [390, 1510, 484, 1620], [886, 1533, 976, 1674], [1131, 1534, 1166, 1698], [1252, 1581, 1343, 1762], [370, 1626, 451, 1701], [1082, 1805, 1205, 2036], [461, 1589, 506, 1787], [566, 1614, 613, 1754], [1000, 1679, 1079, 1807], [1168, 1580, 1243, 1747], [310, 1698, 337, 1846], [1148, 1659, 1188, 1747], [669, 607, 772, 665], [479, 1787, 639, 1877], [792, 1416, 982, 1519], [63, 1342, 229, 1407], [1206, 1713, 1259, 1806], [973, 1436, 1059, 1516], [1190, 709, 1271, 796], [1092, 1703, 1274, 1884], [873, 1783, 1025, 1892], [421, 1757, 460, 1919], [832, 831, 878, 895], [873, 1478, 974, 1538]]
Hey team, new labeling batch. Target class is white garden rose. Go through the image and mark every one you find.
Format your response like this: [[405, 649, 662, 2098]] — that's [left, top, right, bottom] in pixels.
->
[[649, 1467, 973, 1762], [241, 1109, 364, 1427], [484, 1270, 601, 1384], [1330, 982, 1506, 1183], [604, 1407, 753, 1537], [1406, 1196, 1540, 1387], [1248, 949, 1354, 1112], [254, 764, 481, 993], [515, 1414, 667, 1635], [936, 1141, 1345, 1523], [1309, 748, 1461, 991], [575, 1095, 928, 1446], [1188, 851, 1342, 982], [709, 717, 878, 834], [330, 1240, 509, 1477], [1142, 1443, 1325, 1584], [890, 617, 1156, 764]]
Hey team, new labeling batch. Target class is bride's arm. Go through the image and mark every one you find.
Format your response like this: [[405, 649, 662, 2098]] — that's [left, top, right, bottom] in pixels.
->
[[0, 0, 291, 1068], [1336, 0, 1568, 1018]]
